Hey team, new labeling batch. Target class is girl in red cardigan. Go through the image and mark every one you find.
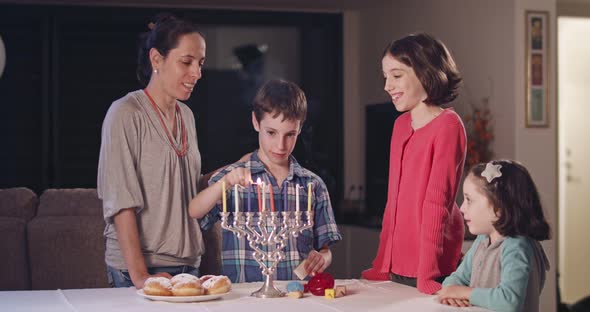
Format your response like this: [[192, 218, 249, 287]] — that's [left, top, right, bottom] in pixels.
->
[[362, 33, 467, 294]]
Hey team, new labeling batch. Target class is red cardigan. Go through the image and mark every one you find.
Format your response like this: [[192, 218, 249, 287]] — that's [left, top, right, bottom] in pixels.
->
[[363, 109, 466, 294]]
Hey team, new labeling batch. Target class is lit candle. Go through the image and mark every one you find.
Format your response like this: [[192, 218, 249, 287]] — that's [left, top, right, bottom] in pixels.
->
[[248, 184, 251, 212], [262, 182, 266, 212], [222, 180, 227, 213], [283, 181, 288, 211], [269, 184, 275, 212], [295, 184, 300, 212], [307, 182, 312, 212], [256, 177, 262, 212], [234, 184, 239, 214]]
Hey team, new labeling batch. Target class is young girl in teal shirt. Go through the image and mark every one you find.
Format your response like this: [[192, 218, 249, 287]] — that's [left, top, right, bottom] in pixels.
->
[[438, 160, 550, 312]]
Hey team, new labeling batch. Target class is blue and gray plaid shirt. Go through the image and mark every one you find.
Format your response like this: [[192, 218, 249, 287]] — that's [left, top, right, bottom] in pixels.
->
[[199, 151, 342, 283]]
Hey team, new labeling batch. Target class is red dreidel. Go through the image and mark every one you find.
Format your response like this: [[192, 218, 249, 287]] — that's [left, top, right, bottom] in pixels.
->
[[306, 272, 335, 296]]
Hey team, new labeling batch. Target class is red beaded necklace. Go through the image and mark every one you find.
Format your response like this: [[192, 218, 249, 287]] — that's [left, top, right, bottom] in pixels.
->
[[143, 89, 188, 157]]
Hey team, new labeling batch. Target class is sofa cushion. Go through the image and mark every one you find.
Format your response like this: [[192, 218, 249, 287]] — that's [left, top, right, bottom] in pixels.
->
[[0, 187, 37, 221], [37, 189, 102, 217], [325, 225, 380, 279], [199, 221, 222, 275], [27, 216, 108, 290], [0, 217, 30, 290]]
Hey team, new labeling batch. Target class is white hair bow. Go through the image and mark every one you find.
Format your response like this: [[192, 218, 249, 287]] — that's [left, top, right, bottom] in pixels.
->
[[481, 162, 502, 183]]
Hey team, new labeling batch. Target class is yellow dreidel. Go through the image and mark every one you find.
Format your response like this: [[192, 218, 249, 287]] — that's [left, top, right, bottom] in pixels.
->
[[324, 288, 335, 299]]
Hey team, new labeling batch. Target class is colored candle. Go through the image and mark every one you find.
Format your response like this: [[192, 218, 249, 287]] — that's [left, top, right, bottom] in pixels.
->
[[269, 184, 275, 212], [256, 178, 262, 212], [295, 184, 300, 212], [283, 181, 288, 212], [307, 182, 312, 212], [222, 180, 227, 213], [262, 182, 266, 212], [234, 184, 239, 214], [248, 185, 251, 212]]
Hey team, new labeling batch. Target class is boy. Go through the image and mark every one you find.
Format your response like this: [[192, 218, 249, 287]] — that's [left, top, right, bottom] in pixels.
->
[[189, 79, 342, 283]]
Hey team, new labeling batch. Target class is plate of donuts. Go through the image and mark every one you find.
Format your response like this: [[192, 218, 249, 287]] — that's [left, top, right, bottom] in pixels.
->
[[138, 274, 232, 303], [136, 289, 230, 303]]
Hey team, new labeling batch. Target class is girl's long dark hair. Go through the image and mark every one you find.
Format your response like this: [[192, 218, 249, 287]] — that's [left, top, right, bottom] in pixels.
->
[[469, 160, 550, 241]]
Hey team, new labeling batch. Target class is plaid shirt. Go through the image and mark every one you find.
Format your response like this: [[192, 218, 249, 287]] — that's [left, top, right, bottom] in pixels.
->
[[200, 151, 342, 283]]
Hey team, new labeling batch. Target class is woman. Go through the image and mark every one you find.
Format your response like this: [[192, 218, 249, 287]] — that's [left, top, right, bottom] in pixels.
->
[[98, 13, 207, 289], [362, 33, 467, 295]]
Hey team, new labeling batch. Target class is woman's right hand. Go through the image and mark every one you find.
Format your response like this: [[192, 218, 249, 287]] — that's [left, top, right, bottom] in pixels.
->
[[132, 271, 173, 289]]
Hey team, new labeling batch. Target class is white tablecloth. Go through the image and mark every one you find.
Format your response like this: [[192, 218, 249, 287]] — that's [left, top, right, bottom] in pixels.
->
[[0, 279, 491, 312]]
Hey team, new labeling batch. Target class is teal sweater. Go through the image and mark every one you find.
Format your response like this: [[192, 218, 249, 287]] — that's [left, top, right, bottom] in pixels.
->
[[443, 235, 549, 312]]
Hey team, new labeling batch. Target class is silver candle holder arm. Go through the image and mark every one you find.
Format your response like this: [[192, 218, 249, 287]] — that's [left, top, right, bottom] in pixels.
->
[[220, 210, 313, 298]]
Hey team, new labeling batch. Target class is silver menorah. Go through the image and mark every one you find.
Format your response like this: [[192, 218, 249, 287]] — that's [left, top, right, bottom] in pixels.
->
[[220, 210, 314, 298]]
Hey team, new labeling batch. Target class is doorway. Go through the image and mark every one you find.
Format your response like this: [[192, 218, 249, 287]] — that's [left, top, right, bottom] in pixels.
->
[[558, 16, 590, 304]]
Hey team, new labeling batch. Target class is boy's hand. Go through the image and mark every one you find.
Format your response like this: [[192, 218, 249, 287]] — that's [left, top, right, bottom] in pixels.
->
[[237, 152, 252, 163], [305, 250, 326, 275], [305, 248, 331, 275], [224, 168, 252, 187]]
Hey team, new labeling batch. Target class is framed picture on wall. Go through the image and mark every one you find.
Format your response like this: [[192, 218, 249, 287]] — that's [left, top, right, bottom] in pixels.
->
[[525, 10, 549, 128]]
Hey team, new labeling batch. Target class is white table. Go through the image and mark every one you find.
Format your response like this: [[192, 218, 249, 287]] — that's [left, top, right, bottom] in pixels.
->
[[0, 279, 490, 312]]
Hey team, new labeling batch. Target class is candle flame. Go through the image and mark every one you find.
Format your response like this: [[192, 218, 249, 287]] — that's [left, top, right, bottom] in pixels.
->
[[256, 177, 262, 184]]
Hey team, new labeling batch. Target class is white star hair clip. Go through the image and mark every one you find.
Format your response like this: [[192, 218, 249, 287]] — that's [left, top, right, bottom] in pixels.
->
[[481, 162, 502, 183]]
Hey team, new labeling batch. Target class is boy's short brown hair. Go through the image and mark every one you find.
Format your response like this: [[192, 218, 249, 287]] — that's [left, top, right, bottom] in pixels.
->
[[252, 79, 307, 124]]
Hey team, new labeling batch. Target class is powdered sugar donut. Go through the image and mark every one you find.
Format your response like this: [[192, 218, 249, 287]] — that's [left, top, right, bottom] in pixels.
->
[[172, 281, 204, 296], [171, 273, 199, 286], [143, 277, 173, 296], [202, 275, 231, 295], [170, 273, 204, 296], [199, 274, 216, 283]]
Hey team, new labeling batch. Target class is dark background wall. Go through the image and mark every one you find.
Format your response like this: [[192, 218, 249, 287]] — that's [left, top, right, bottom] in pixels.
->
[[0, 4, 344, 208]]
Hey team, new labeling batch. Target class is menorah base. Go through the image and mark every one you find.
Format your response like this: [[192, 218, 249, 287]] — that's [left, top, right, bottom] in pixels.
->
[[251, 276, 285, 298], [219, 211, 314, 299]]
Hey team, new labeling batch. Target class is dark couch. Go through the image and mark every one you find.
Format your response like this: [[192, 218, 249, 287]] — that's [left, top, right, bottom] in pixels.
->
[[0, 188, 37, 290], [0, 187, 221, 290]]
